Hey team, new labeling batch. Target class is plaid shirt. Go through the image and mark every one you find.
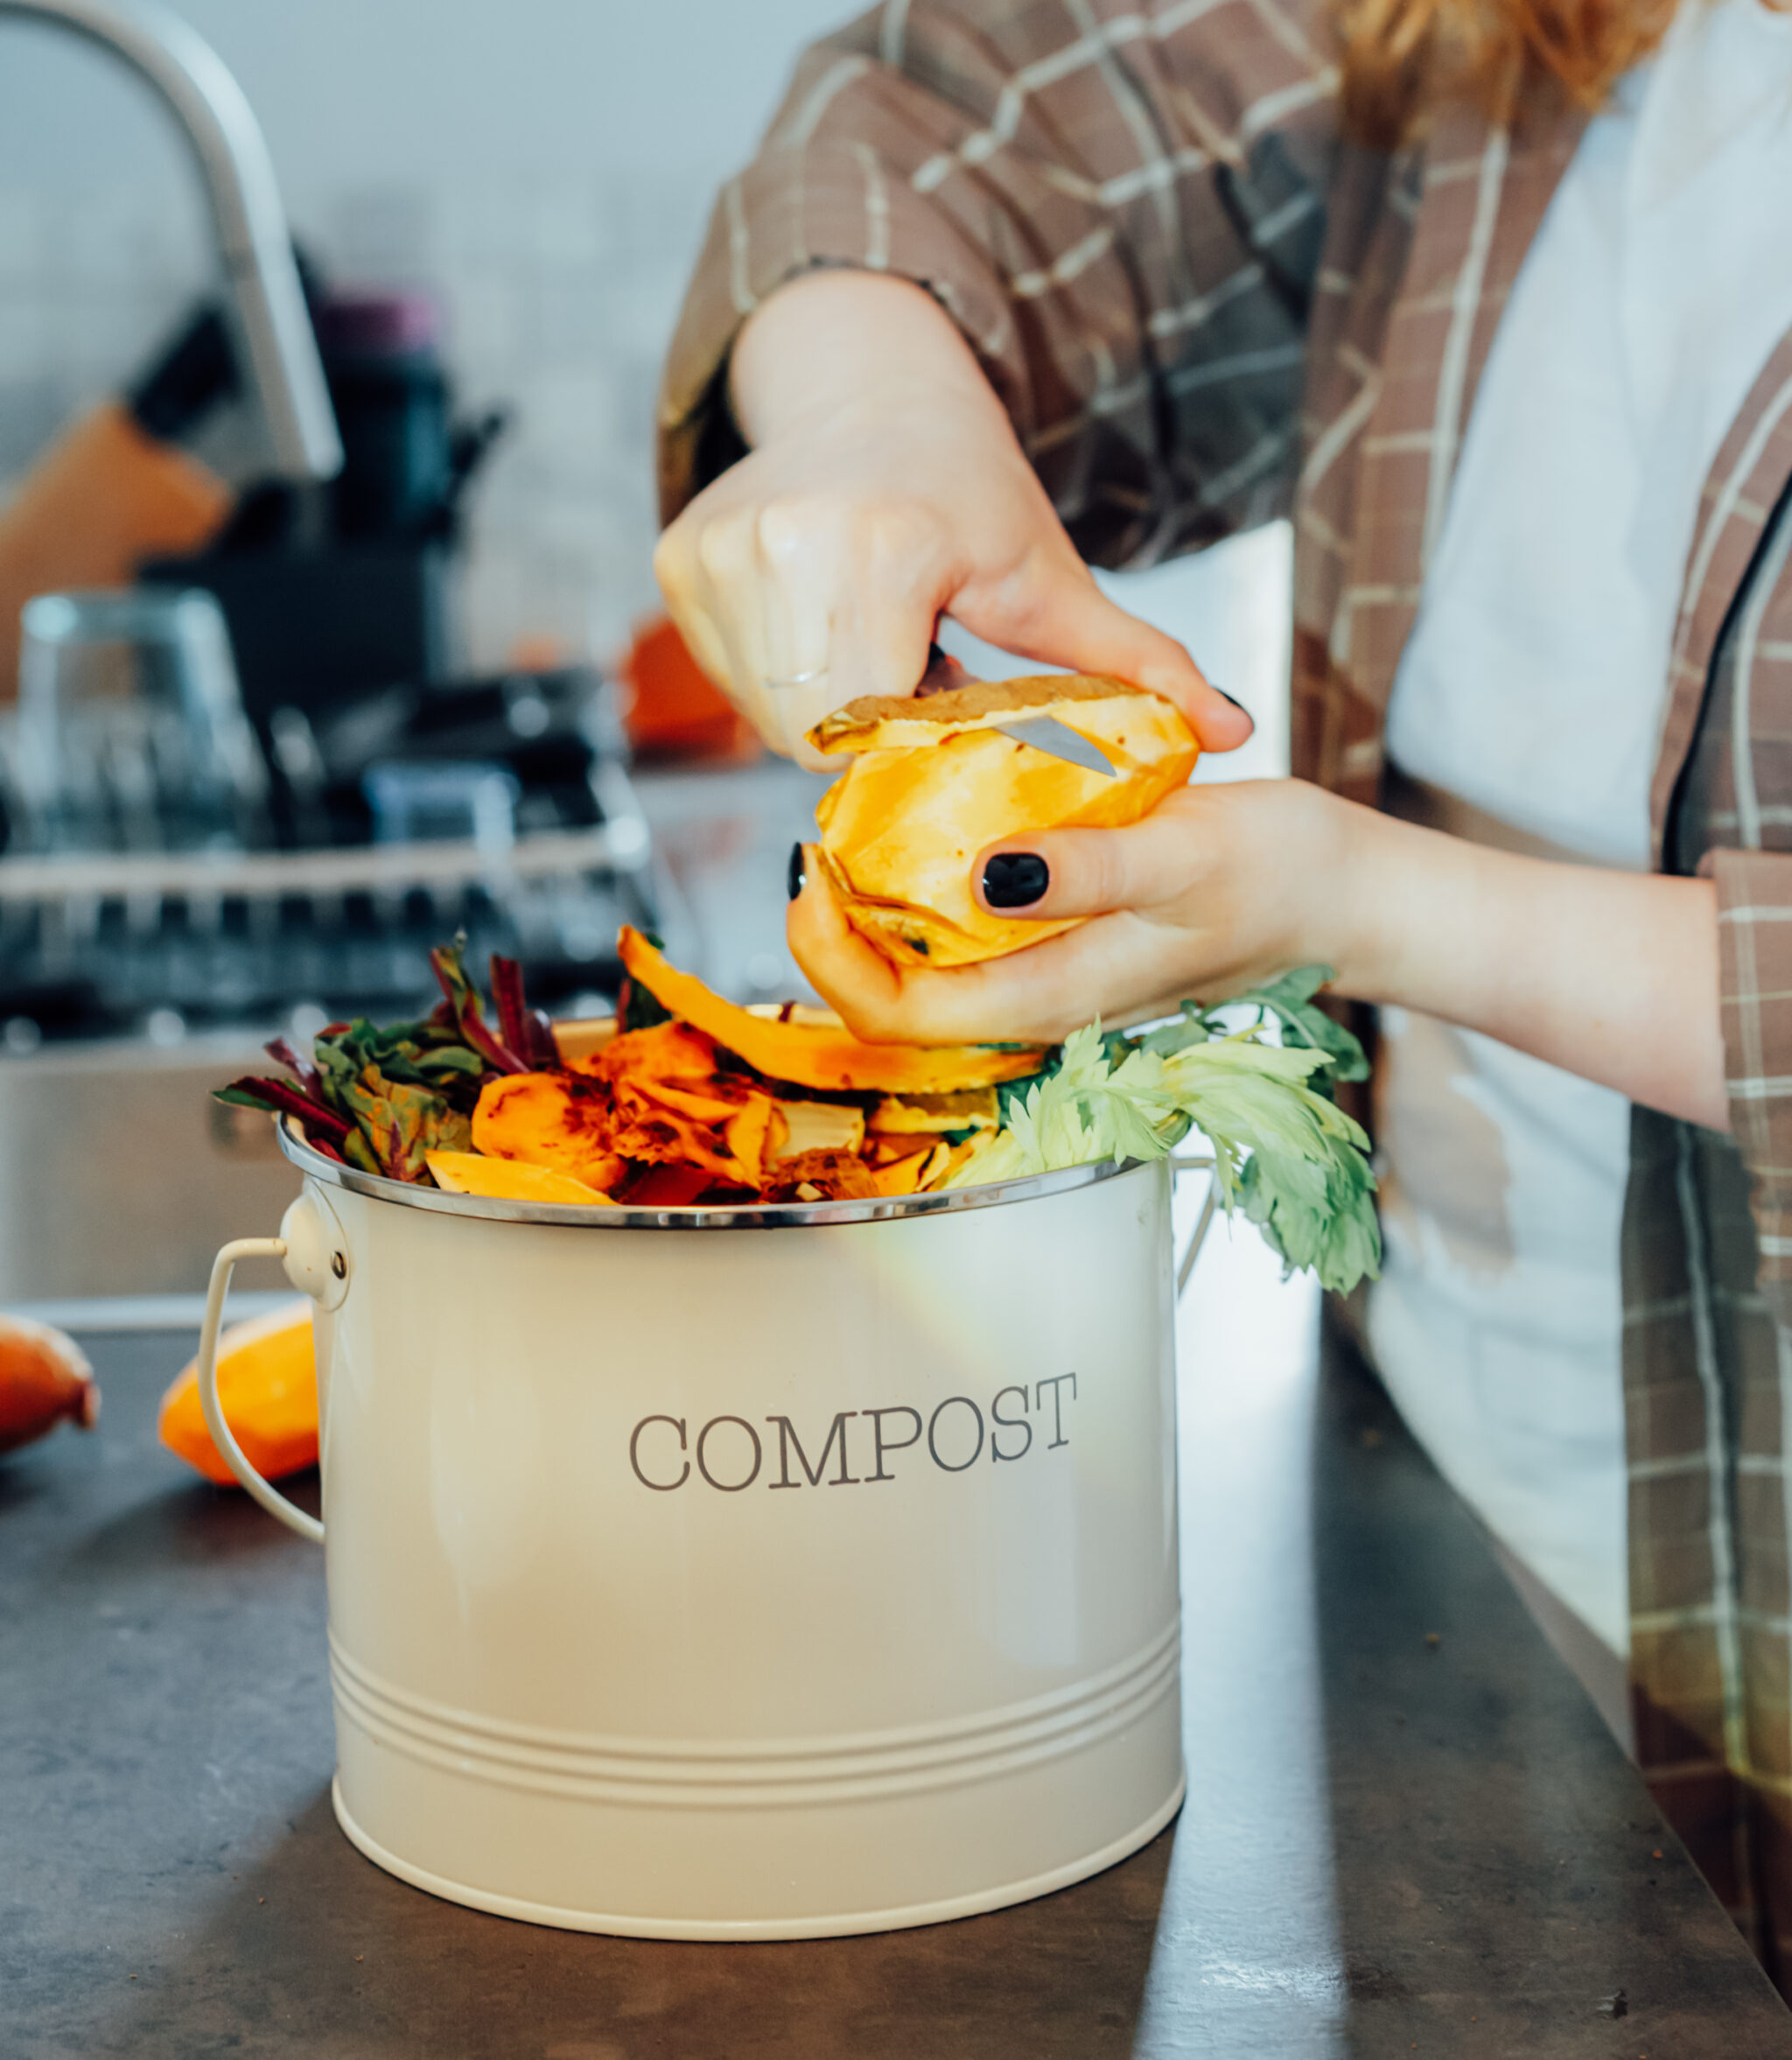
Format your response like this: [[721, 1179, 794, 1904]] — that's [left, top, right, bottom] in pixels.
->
[[659, 0, 1792, 1980]]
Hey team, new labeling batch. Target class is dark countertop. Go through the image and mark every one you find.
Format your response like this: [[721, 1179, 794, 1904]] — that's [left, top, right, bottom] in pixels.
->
[[4, 1233, 1788, 2059]]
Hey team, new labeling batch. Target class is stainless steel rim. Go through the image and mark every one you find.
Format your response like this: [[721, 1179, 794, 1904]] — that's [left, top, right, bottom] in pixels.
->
[[276, 1119, 1142, 1230]]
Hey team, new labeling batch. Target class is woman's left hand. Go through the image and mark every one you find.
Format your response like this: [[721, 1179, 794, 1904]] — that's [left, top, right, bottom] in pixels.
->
[[789, 772, 1732, 1137], [788, 780, 1368, 1046]]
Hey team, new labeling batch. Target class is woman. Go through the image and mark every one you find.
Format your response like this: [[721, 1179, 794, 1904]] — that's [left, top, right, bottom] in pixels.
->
[[654, 0, 1792, 1977]]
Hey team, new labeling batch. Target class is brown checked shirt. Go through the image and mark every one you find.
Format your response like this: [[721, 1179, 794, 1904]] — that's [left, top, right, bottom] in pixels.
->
[[658, 0, 1792, 1981]]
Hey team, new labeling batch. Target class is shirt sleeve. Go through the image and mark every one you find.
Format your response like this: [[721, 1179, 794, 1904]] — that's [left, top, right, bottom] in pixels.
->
[[1708, 848, 1792, 1316], [657, 0, 1339, 567]]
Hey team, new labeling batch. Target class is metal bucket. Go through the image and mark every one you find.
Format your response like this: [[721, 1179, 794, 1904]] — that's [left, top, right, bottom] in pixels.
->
[[197, 1123, 1208, 1938]]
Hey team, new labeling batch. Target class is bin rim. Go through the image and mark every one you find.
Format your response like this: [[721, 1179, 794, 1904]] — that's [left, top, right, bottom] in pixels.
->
[[276, 1118, 1144, 1231]]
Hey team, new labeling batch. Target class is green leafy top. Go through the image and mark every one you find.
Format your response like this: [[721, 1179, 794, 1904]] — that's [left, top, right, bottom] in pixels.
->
[[948, 968, 1379, 1295], [312, 1018, 486, 1101], [214, 935, 533, 1182]]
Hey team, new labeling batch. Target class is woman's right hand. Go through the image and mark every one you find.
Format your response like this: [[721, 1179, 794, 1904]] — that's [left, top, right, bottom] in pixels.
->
[[652, 270, 1252, 769]]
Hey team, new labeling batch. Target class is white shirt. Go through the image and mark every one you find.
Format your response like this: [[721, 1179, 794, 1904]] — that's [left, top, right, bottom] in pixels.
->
[[1372, 0, 1792, 1656]]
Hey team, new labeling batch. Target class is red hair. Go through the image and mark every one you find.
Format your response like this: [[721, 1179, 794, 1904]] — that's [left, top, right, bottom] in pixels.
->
[[1335, 0, 1683, 144]]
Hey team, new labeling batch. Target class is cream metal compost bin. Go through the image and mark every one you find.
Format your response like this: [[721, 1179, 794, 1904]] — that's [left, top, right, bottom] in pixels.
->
[[195, 1121, 1203, 1939]]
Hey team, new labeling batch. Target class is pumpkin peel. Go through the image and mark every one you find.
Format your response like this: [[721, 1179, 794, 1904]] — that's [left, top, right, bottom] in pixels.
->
[[724, 1096, 786, 1185], [426, 1151, 613, 1205], [615, 926, 1043, 1091], [808, 673, 1199, 969], [870, 1149, 934, 1197], [228, 929, 1046, 1212], [774, 1100, 867, 1160], [472, 1073, 626, 1191], [868, 1089, 999, 1134]]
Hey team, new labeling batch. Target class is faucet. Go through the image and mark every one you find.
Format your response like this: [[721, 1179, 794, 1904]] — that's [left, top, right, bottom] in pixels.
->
[[0, 0, 341, 481]]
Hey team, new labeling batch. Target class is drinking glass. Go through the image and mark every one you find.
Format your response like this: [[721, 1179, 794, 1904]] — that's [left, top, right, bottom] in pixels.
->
[[16, 586, 269, 854]]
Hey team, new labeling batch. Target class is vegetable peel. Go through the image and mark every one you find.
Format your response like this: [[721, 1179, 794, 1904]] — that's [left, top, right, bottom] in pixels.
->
[[808, 675, 1199, 968], [426, 1151, 614, 1206], [211, 935, 1378, 1293], [616, 925, 1044, 1091]]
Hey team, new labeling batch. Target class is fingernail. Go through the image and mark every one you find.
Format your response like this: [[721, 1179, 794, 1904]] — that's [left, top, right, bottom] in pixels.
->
[[788, 842, 807, 901], [1211, 686, 1249, 713], [982, 852, 1049, 908]]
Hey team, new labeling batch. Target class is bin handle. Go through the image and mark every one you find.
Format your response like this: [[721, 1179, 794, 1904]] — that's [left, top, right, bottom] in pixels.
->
[[1171, 1153, 1220, 1300], [196, 1191, 349, 1545], [197, 1237, 324, 1542]]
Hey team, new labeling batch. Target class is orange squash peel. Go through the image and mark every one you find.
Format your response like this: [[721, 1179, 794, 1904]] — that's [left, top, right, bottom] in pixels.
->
[[228, 932, 1049, 1211], [472, 1072, 626, 1191], [808, 674, 1199, 968], [427, 1151, 614, 1205], [615, 926, 1043, 1091]]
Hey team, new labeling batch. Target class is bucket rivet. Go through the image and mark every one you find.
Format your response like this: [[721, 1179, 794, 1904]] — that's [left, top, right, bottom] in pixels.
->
[[330, 1251, 346, 1279]]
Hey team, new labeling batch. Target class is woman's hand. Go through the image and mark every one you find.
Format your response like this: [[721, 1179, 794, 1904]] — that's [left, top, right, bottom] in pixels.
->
[[789, 781, 1364, 1044], [789, 777, 1732, 1133], [653, 270, 1253, 769]]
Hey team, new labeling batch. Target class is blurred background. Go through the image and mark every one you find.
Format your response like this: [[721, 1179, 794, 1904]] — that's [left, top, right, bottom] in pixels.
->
[[0, 0, 1289, 1298], [0, 0, 842, 661]]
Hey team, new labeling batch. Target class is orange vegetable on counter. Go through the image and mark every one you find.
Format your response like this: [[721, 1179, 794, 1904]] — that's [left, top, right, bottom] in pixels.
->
[[617, 613, 760, 762], [159, 1301, 317, 1486], [0, 1315, 99, 1455]]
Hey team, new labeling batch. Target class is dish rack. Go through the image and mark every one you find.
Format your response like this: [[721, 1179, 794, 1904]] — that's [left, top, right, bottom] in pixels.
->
[[0, 758, 661, 1042]]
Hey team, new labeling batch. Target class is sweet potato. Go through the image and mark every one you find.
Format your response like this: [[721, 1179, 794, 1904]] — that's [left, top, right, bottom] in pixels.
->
[[0, 1316, 98, 1456]]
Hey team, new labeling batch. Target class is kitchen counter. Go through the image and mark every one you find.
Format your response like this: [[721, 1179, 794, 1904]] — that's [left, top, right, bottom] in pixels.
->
[[4, 1223, 1788, 2058]]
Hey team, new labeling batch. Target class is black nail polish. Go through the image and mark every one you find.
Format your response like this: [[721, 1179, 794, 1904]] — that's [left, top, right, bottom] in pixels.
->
[[788, 843, 808, 900], [983, 852, 1049, 908], [1210, 686, 1248, 712]]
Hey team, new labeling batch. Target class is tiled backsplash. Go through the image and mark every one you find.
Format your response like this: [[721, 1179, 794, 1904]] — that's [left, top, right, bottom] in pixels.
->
[[0, 186, 209, 473], [0, 171, 717, 672]]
